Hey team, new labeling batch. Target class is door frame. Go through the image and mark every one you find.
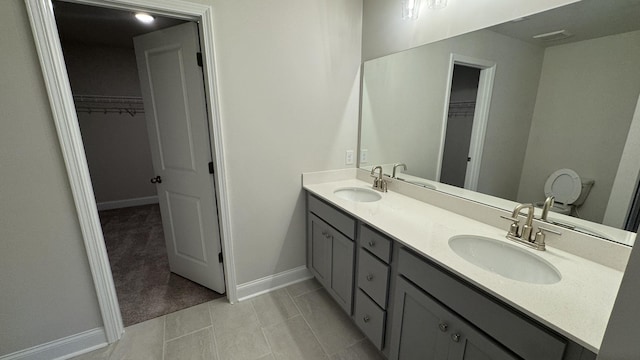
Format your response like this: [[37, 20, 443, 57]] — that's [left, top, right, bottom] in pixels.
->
[[436, 53, 496, 191], [24, 0, 238, 343]]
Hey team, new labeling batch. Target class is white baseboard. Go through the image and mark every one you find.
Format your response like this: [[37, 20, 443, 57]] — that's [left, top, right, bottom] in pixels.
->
[[0, 328, 107, 360], [236, 266, 313, 301], [96, 195, 159, 211]]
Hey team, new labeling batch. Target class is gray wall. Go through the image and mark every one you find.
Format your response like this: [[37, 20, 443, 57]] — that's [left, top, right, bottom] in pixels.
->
[[211, 0, 362, 284], [62, 43, 156, 204], [0, 1, 102, 355], [599, 233, 640, 359], [517, 30, 640, 223]]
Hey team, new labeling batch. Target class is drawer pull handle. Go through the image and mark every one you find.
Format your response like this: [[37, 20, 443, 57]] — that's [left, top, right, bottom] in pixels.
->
[[363, 315, 370, 323], [366, 273, 374, 281], [451, 333, 460, 342], [368, 240, 376, 247], [438, 322, 448, 332]]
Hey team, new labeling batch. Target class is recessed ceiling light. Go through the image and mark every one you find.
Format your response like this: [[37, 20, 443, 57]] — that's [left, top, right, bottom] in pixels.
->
[[135, 13, 155, 24], [533, 30, 574, 41]]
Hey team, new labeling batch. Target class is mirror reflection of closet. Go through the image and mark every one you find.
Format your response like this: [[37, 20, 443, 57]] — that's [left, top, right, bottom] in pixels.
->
[[440, 65, 480, 189]]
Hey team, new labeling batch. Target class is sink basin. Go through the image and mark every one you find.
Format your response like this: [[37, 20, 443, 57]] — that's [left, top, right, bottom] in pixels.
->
[[448, 235, 561, 284], [333, 187, 382, 202]]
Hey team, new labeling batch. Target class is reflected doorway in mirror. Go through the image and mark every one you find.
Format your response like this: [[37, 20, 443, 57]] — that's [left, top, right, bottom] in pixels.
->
[[437, 54, 496, 192]]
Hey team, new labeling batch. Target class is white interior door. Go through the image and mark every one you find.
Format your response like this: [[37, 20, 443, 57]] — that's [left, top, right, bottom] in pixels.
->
[[134, 22, 225, 293]]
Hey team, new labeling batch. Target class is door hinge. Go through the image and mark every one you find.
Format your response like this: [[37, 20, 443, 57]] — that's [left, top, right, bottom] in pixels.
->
[[208, 161, 214, 174], [196, 52, 203, 67], [218, 252, 223, 263]]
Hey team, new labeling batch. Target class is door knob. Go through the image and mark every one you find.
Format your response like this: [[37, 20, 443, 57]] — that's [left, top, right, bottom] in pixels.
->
[[451, 333, 461, 342], [150, 175, 162, 184]]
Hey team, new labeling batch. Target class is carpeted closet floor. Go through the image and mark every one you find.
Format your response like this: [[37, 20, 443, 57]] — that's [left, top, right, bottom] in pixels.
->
[[99, 204, 224, 326]]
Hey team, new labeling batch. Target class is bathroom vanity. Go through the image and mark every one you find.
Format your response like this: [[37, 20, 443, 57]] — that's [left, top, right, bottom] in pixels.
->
[[304, 169, 629, 359]]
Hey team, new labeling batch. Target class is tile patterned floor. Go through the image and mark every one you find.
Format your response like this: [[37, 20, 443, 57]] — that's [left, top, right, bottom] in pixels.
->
[[72, 279, 385, 360]]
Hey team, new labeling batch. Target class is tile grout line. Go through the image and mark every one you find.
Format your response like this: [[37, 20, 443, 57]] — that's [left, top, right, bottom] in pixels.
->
[[164, 324, 215, 343], [162, 316, 167, 360], [286, 282, 323, 299], [207, 302, 221, 360], [289, 288, 332, 359], [250, 297, 276, 359]]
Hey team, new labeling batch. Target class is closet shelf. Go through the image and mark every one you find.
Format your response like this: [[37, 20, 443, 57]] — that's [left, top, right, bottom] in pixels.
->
[[73, 94, 145, 116], [448, 101, 476, 117]]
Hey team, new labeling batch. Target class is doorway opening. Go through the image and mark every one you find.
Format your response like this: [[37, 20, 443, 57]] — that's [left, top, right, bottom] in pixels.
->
[[49, 0, 226, 328], [440, 65, 481, 188], [437, 54, 496, 191]]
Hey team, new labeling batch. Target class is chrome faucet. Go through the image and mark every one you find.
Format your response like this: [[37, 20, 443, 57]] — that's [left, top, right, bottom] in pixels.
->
[[541, 196, 554, 222], [500, 203, 560, 251], [512, 203, 535, 241], [370, 166, 388, 192], [392, 163, 407, 178]]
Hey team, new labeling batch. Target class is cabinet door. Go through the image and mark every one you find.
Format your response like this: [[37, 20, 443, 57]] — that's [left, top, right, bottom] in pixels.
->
[[389, 277, 451, 360], [309, 214, 332, 288], [447, 316, 519, 360], [331, 229, 355, 313]]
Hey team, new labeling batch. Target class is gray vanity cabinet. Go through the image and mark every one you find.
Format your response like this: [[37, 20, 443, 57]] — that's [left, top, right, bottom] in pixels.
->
[[391, 247, 597, 360], [390, 276, 518, 360], [307, 194, 357, 314], [305, 192, 597, 360]]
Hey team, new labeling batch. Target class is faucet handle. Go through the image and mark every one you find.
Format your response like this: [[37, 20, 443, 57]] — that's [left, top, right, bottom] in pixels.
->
[[500, 215, 520, 237], [499, 215, 519, 223], [533, 226, 562, 249], [537, 226, 562, 236]]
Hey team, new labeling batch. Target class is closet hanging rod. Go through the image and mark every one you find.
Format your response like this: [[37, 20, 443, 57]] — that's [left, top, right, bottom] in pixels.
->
[[72, 95, 145, 117], [73, 94, 144, 104]]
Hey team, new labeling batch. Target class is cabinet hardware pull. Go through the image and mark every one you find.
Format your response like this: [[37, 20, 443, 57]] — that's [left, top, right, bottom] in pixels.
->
[[368, 240, 375, 247], [363, 315, 370, 323], [451, 333, 460, 342], [366, 273, 374, 281], [438, 323, 448, 332]]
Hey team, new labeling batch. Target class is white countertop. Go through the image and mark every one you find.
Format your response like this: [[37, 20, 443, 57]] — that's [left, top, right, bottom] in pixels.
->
[[303, 177, 624, 354]]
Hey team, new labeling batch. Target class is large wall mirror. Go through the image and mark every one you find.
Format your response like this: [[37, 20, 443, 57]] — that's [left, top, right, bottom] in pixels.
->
[[359, 0, 640, 246]]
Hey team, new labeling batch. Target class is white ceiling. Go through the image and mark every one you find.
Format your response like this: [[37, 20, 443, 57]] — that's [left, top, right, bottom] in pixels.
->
[[489, 0, 640, 47], [53, 1, 187, 48]]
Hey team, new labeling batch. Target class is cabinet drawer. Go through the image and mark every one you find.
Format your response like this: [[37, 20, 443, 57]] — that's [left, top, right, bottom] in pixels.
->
[[360, 224, 392, 263], [397, 247, 567, 360], [308, 194, 356, 240], [358, 248, 390, 309], [354, 289, 386, 350]]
